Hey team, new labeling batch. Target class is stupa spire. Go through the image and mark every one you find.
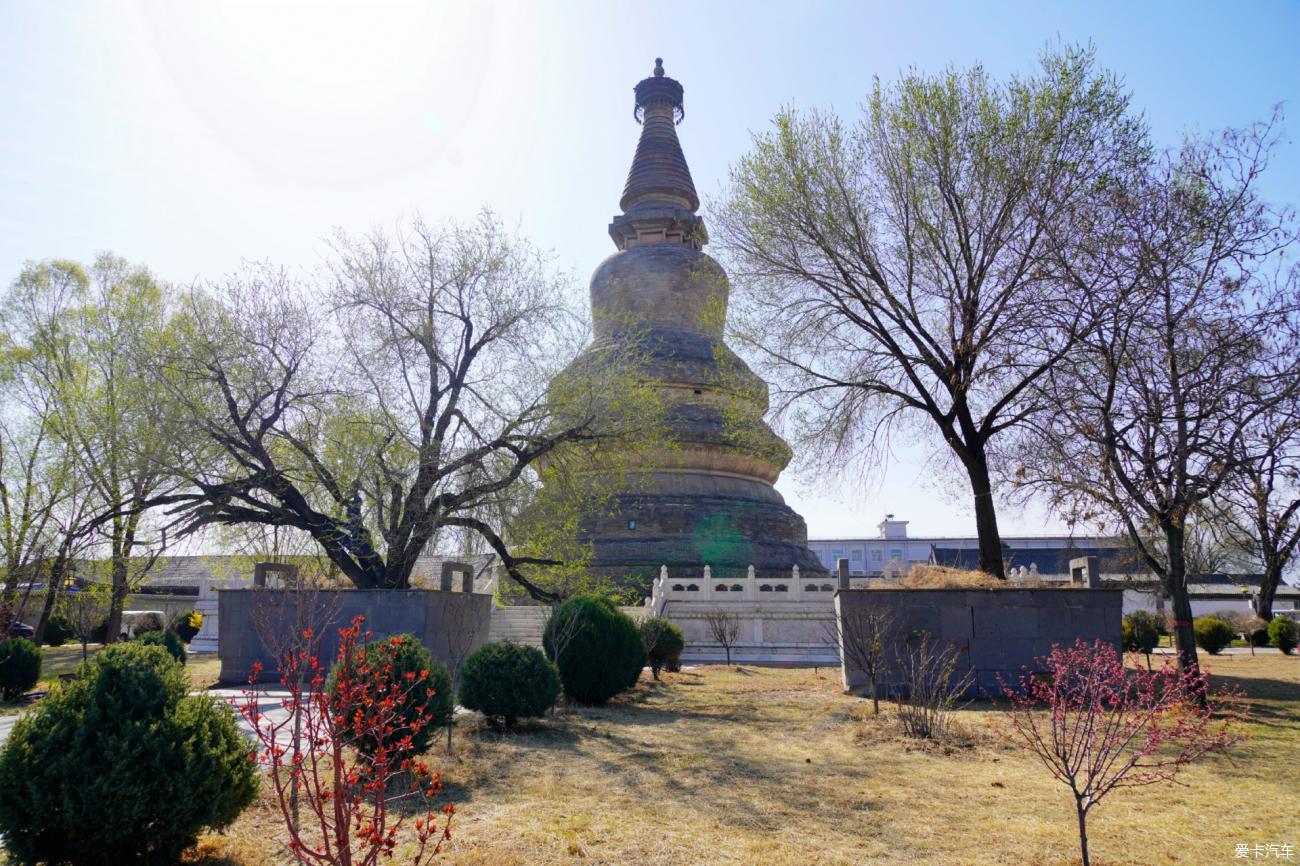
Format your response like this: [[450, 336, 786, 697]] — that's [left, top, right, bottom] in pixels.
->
[[610, 58, 706, 250]]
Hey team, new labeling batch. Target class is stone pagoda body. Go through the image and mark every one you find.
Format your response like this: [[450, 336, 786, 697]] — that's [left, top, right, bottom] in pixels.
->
[[563, 59, 825, 585]]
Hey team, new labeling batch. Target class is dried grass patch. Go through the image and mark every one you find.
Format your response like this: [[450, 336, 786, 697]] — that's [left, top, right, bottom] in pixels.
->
[[893, 564, 1083, 589], [198, 656, 1299, 865]]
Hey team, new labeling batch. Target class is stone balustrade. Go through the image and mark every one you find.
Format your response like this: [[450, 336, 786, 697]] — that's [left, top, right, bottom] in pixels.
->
[[646, 561, 877, 618]]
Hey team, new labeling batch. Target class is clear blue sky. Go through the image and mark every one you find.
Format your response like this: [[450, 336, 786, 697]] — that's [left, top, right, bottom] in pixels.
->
[[2, 1, 1297, 539]]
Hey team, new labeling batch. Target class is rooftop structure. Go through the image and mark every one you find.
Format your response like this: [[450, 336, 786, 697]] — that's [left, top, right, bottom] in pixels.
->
[[808, 514, 1129, 576]]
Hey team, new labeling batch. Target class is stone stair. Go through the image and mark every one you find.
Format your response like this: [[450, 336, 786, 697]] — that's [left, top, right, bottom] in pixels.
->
[[488, 606, 549, 647]]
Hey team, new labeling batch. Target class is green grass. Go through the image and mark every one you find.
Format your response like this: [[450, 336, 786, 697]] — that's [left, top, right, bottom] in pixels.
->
[[0, 644, 222, 715]]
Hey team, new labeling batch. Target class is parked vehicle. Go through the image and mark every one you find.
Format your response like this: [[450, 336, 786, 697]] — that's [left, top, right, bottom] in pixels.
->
[[6, 622, 35, 639]]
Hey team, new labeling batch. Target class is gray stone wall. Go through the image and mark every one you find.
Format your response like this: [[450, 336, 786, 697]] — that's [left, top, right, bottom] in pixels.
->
[[218, 589, 492, 685], [835, 588, 1123, 698]]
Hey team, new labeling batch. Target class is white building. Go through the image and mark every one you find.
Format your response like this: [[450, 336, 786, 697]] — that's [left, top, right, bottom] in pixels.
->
[[808, 514, 1128, 577]]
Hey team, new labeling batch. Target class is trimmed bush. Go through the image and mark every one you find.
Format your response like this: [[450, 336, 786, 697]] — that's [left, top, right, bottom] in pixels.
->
[[1194, 616, 1233, 655], [0, 639, 41, 702], [328, 633, 452, 756], [640, 616, 685, 679], [1268, 616, 1298, 655], [136, 629, 186, 665], [43, 614, 72, 647], [543, 595, 646, 705], [1250, 627, 1271, 648], [459, 641, 559, 730], [0, 643, 258, 865], [170, 609, 203, 643], [1121, 611, 1162, 655]]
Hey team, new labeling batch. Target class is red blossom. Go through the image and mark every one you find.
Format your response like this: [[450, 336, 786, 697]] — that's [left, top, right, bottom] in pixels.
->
[[1001, 639, 1241, 866], [233, 613, 452, 866]]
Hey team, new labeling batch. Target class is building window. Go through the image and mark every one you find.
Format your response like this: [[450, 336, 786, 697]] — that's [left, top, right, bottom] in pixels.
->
[[872, 550, 883, 562], [890, 549, 902, 560], [627, 519, 636, 530], [851, 549, 862, 561]]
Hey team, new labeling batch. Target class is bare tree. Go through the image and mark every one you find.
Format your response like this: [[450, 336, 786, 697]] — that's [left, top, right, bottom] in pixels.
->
[[828, 600, 897, 714], [703, 609, 741, 667], [439, 596, 486, 752], [542, 604, 586, 670], [1017, 113, 1300, 676], [712, 46, 1146, 578], [249, 573, 345, 835], [893, 632, 972, 740], [1212, 409, 1300, 620], [147, 213, 660, 601], [63, 582, 111, 661]]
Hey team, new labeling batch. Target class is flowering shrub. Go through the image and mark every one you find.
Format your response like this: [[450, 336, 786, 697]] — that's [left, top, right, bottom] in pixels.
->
[[238, 616, 452, 866], [171, 609, 204, 642], [1002, 639, 1238, 866]]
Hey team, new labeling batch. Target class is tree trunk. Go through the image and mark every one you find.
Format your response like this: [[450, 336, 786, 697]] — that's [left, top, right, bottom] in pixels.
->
[[1075, 801, 1091, 866], [1256, 557, 1282, 621], [1162, 522, 1202, 679], [963, 449, 1007, 579], [105, 558, 129, 644], [33, 545, 72, 645], [32, 581, 60, 646]]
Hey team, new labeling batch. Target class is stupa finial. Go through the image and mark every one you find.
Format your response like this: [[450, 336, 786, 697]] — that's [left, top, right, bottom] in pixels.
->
[[616, 57, 699, 229], [633, 57, 684, 125]]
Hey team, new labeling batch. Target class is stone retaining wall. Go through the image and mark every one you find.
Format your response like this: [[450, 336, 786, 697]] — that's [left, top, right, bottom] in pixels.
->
[[218, 589, 492, 684], [835, 588, 1123, 698]]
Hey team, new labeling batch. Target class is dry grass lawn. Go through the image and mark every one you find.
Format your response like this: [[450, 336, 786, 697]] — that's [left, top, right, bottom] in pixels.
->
[[194, 653, 1299, 866]]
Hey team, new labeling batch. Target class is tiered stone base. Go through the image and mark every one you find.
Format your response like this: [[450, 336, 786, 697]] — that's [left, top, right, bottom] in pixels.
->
[[586, 487, 827, 585]]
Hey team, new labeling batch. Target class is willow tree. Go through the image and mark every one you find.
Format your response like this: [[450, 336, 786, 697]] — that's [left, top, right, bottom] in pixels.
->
[[151, 214, 660, 601], [2, 256, 179, 641], [712, 45, 1145, 577], [1017, 115, 1300, 675]]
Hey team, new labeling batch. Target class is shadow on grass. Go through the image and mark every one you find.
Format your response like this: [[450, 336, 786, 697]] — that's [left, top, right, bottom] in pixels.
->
[[1207, 672, 1300, 728]]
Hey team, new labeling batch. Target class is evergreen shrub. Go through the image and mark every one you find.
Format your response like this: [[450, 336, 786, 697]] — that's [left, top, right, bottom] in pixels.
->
[[0, 639, 40, 701], [1268, 616, 1298, 654], [639, 616, 685, 679], [1121, 610, 1162, 655], [328, 633, 452, 756], [543, 595, 646, 705], [1193, 616, 1233, 655], [89, 618, 109, 644], [458, 641, 559, 730], [136, 629, 186, 665], [43, 614, 72, 647], [0, 643, 258, 865]]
